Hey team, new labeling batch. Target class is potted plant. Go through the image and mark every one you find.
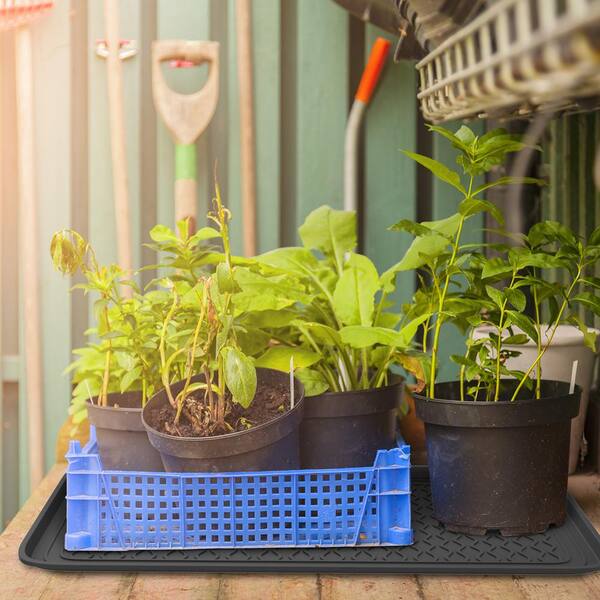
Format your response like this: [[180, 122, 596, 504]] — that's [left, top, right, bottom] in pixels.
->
[[141, 185, 305, 472], [395, 125, 599, 535], [472, 320, 599, 473], [51, 220, 218, 470], [254, 206, 425, 468]]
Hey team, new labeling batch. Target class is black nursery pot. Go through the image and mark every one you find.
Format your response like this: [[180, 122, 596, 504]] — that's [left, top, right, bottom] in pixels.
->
[[300, 381, 402, 469], [86, 391, 164, 472], [414, 380, 580, 536], [142, 368, 305, 473]]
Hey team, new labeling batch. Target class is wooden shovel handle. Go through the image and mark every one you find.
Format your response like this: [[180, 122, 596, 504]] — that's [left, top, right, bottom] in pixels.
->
[[152, 40, 219, 145]]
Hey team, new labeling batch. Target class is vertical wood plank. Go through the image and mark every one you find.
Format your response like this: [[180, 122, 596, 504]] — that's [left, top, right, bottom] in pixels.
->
[[22, 1, 73, 493], [431, 120, 484, 382], [252, 0, 281, 253], [88, 0, 142, 270], [70, 0, 89, 351], [0, 31, 21, 524], [139, 0, 158, 287], [0, 27, 6, 524], [364, 27, 417, 307], [226, 0, 244, 254], [294, 0, 348, 233]]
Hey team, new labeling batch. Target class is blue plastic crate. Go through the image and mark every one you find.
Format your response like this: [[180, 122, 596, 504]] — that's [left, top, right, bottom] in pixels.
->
[[65, 428, 412, 551]]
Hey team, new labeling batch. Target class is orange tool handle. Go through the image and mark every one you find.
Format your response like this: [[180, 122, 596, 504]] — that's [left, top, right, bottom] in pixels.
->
[[355, 37, 392, 104]]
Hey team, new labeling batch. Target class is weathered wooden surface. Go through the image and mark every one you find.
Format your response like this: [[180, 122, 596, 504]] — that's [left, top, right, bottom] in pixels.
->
[[0, 466, 598, 598]]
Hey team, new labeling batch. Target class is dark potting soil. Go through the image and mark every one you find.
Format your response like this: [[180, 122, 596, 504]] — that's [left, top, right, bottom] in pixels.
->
[[147, 381, 291, 438]]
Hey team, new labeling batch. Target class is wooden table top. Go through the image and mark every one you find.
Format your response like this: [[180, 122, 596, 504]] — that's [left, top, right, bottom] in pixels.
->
[[1, 464, 599, 599]]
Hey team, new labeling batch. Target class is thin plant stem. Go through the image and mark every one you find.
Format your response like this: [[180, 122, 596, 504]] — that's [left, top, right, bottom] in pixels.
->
[[493, 270, 517, 401], [510, 262, 583, 401], [532, 271, 542, 399], [429, 214, 467, 398]]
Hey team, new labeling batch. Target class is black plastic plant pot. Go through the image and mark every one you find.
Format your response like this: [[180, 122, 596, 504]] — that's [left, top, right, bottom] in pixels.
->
[[141, 368, 305, 473], [300, 381, 402, 469], [414, 380, 581, 536], [86, 391, 164, 472]]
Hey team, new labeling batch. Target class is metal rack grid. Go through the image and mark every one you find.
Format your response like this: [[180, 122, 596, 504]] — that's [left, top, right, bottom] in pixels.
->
[[416, 0, 600, 123]]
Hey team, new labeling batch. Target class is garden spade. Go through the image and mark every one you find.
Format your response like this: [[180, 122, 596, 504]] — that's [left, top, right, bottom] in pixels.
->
[[152, 40, 219, 231]]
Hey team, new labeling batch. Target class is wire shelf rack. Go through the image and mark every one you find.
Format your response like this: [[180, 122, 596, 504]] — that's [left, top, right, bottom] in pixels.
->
[[416, 0, 600, 123]]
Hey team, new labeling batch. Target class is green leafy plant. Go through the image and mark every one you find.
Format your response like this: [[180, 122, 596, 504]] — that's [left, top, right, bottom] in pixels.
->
[[253, 205, 426, 396], [394, 125, 600, 401], [144, 218, 221, 284], [51, 230, 131, 409], [158, 184, 262, 435]]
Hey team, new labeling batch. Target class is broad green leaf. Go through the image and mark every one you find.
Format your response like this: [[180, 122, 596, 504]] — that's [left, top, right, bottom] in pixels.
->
[[426, 125, 470, 152], [481, 257, 513, 279], [120, 366, 142, 394], [581, 277, 600, 291], [234, 267, 311, 304], [216, 263, 239, 293], [459, 198, 504, 225], [506, 288, 526, 312], [294, 368, 329, 397], [240, 309, 298, 329], [189, 226, 221, 244], [389, 219, 432, 236], [401, 150, 465, 194], [503, 333, 530, 345], [222, 347, 257, 409], [506, 311, 539, 344], [291, 321, 342, 347], [235, 327, 271, 356], [455, 125, 477, 145], [339, 315, 427, 349], [114, 350, 136, 371], [424, 213, 463, 237], [473, 176, 545, 197], [485, 285, 504, 308], [298, 206, 356, 267], [255, 346, 320, 371], [572, 293, 600, 318], [589, 225, 600, 246], [528, 221, 578, 247], [386, 233, 449, 272], [340, 326, 409, 349], [332, 253, 380, 326], [233, 292, 296, 314], [149, 224, 179, 243], [567, 314, 598, 352], [255, 247, 318, 275]]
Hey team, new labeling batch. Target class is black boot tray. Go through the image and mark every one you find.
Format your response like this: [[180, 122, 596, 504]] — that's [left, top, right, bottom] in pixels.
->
[[19, 468, 600, 575]]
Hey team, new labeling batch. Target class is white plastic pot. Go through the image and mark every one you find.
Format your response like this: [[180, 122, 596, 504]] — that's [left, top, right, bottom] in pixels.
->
[[473, 324, 599, 474]]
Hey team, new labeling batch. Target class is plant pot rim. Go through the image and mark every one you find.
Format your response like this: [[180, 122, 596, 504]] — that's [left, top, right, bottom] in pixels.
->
[[414, 380, 580, 428], [473, 324, 600, 350], [413, 379, 580, 405], [308, 376, 404, 400], [142, 367, 305, 443], [303, 378, 403, 419], [86, 390, 145, 432]]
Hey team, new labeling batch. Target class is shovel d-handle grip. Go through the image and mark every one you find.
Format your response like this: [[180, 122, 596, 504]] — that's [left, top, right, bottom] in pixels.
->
[[152, 39, 220, 145], [152, 40, 219, 228]]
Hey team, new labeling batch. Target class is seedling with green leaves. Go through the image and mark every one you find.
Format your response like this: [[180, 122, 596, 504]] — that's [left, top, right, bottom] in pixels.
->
[[51, 230, 133, 409], [158, 184, 264, 436], [253, 205, 426, 396], [394, 125, 600, 401]]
